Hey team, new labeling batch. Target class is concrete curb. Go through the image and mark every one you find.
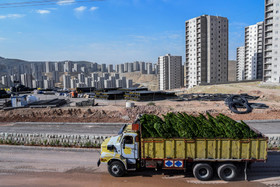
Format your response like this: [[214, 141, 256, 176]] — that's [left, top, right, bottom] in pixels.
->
[[0, 132, 111, 148], [0, 144, 101, 152], [244, 120, 280, 123], [14, 122, 127, 126], [266, 134, 280, 148], [0, 132, 279, 148]]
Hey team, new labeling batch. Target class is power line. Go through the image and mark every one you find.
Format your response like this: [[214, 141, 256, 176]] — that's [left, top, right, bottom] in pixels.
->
[[0, 0, 103, 8]]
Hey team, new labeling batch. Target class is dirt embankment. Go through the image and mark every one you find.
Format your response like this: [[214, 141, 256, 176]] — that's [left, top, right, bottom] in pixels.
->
[[1, 100, 280, 123]]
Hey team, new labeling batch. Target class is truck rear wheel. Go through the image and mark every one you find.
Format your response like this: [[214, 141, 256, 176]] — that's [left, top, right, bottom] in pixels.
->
[[108, 161, 125, 177], [217, 163, 237, 181], [193, 163, 213, 181]]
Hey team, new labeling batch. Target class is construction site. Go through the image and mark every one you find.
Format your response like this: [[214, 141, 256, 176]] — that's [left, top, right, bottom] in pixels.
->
[[0, 81, 279, 123]]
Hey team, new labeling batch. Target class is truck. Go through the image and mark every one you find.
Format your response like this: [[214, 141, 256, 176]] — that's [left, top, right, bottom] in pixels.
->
[[97, 116, 267, 181]]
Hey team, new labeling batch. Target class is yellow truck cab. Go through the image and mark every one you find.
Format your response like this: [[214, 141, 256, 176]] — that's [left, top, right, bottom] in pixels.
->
[[98, 124, 140, 177], [98, 118, 267, 181]]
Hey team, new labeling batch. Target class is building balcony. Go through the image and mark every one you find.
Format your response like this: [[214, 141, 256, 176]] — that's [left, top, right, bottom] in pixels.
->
[[264, 65, 272, 70], [264, 72, 272, 77], [266, 0, 273, 5], [266, 12, 273, 18], [265, 27, 273, 32], [265, 8, 274, 13]]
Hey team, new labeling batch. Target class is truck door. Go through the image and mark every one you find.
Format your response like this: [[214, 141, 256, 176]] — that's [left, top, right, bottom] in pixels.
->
[[121, 135, 136, 159]]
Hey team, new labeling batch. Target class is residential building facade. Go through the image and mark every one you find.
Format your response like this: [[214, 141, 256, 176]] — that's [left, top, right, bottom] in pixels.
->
[[264, 0, 280, 83], [185, 15, 228, 88], [244, 22, 264, 80], [158, 54, 182, 90], [237, 46, 246, 81]]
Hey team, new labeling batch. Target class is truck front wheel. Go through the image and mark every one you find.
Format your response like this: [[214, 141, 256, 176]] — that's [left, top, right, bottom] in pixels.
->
[[108, 161, 125, 177], [217, 163, 237, 181], [193, 163, 213, 181]]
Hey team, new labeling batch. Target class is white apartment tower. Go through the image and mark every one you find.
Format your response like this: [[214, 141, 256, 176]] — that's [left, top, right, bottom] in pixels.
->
[[264, 0, 280, 83], [20, 73, 32, 88], [185, 15, 228, 88], [244, 22, 264, 80], [63, 74, 71, 90], [236, 46, 246, 81], [45, 61, 51, 73], [158, 54, 182, 90]]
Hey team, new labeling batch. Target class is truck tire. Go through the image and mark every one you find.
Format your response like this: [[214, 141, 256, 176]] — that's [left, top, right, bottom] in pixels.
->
[[193, 163, 213, 181], [108, 161, 125, 177], [217, 163, 237, 181]]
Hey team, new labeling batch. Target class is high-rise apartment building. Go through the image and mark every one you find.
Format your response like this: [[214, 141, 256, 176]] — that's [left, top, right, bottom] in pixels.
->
[[64, 61, 72, 73], [70, 78, 78, 89], [140, 62, 146, 74], [147, 63, 153, 74], [101, 64, 107, 72], [63, 74, 71, 89], [236, 46, 246, 81], [158, 54, 182, 90], [45, 61, 52, 73], [133, 61, 140, 71], [244, 22, 264, 80], [1, 75, 11, 87], [228, 60, 237, 82], [120, 64, 125, 73], [185, 15, 228, 88], [20, 73, 33, 88], [127, 63, 133, 73], [73, 63, 79, 72], [78, 73, 85, 83], [108, 64, 114, 73], [54, 62, 61, 72], [264, 0, 280, 83]]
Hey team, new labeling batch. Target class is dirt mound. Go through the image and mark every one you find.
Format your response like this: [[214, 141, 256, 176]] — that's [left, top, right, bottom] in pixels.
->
[[1, 100, 280, 123]]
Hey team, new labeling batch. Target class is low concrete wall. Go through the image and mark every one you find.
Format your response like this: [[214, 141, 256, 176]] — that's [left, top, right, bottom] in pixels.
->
[[0, 132, 279, 149], [267, 134, 280, 149], [0, 132, 110, 148]]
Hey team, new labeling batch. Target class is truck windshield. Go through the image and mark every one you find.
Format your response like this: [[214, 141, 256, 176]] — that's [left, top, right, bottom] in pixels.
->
[[118, 124, 127, 135]]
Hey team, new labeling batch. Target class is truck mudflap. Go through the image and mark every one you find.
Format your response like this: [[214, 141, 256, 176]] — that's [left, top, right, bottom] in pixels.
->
[[97, 159, 101, 167]]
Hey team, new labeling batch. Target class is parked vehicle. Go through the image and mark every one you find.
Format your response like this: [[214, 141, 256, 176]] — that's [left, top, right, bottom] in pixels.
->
[[98, 116, 268, 181], [0, 90, 10, 98]]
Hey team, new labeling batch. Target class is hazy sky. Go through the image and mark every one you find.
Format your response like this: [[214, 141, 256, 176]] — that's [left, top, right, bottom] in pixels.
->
[[0, 0, 264, 64]]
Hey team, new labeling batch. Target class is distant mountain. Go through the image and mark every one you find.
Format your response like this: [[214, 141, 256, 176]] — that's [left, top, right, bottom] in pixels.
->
[[0, 56, 28, 66], [0, 56, 94, 66]]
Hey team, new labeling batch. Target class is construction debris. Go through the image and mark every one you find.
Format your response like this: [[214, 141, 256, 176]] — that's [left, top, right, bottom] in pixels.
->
[[125, 91, 176, 101], [95, 91, 124, 100], [0, 99, 11, 109], [0, 90, 10, 98], [225, 95, 269, 114], [180, 93, 259, 101], [75, 99, 96, 107], [29, 99, 67, 108]]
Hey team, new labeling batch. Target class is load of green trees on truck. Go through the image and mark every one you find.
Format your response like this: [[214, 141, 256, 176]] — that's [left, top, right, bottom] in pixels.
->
[[140, 113, 259, 139], [98, 113, 267, 181]]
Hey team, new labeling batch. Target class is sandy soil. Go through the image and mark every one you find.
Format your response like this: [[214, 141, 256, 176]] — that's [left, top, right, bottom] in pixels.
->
[[0, 99, 279, 123], [1, 81, 280, 123], [0, 172, 266, 187]]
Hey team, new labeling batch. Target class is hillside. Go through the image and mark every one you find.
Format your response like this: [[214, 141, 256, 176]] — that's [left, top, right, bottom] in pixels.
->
[[181, 81, 280, 102], [120, 72, 158, 90]]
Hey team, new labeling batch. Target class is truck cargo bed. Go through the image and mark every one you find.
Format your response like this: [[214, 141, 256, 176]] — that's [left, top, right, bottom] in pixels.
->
[[141, 138, 267, 161]]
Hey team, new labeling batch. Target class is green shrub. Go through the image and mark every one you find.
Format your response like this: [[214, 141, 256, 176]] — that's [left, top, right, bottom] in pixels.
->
[[147, 102, 156, 106], [140, 113, 259, 139]]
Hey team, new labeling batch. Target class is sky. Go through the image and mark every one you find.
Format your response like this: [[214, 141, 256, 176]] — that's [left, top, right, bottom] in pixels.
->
[[0, 0, 264, 64]]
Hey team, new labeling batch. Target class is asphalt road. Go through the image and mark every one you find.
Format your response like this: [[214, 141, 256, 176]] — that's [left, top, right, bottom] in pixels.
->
[[0, 122, 123, 135], [246, 120, 280, 135], [0, 120, 280, 136], [0, 145, 279, 186]]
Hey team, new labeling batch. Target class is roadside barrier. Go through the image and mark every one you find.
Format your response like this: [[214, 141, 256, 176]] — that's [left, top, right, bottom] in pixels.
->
[[0, 132, 279, 149]]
